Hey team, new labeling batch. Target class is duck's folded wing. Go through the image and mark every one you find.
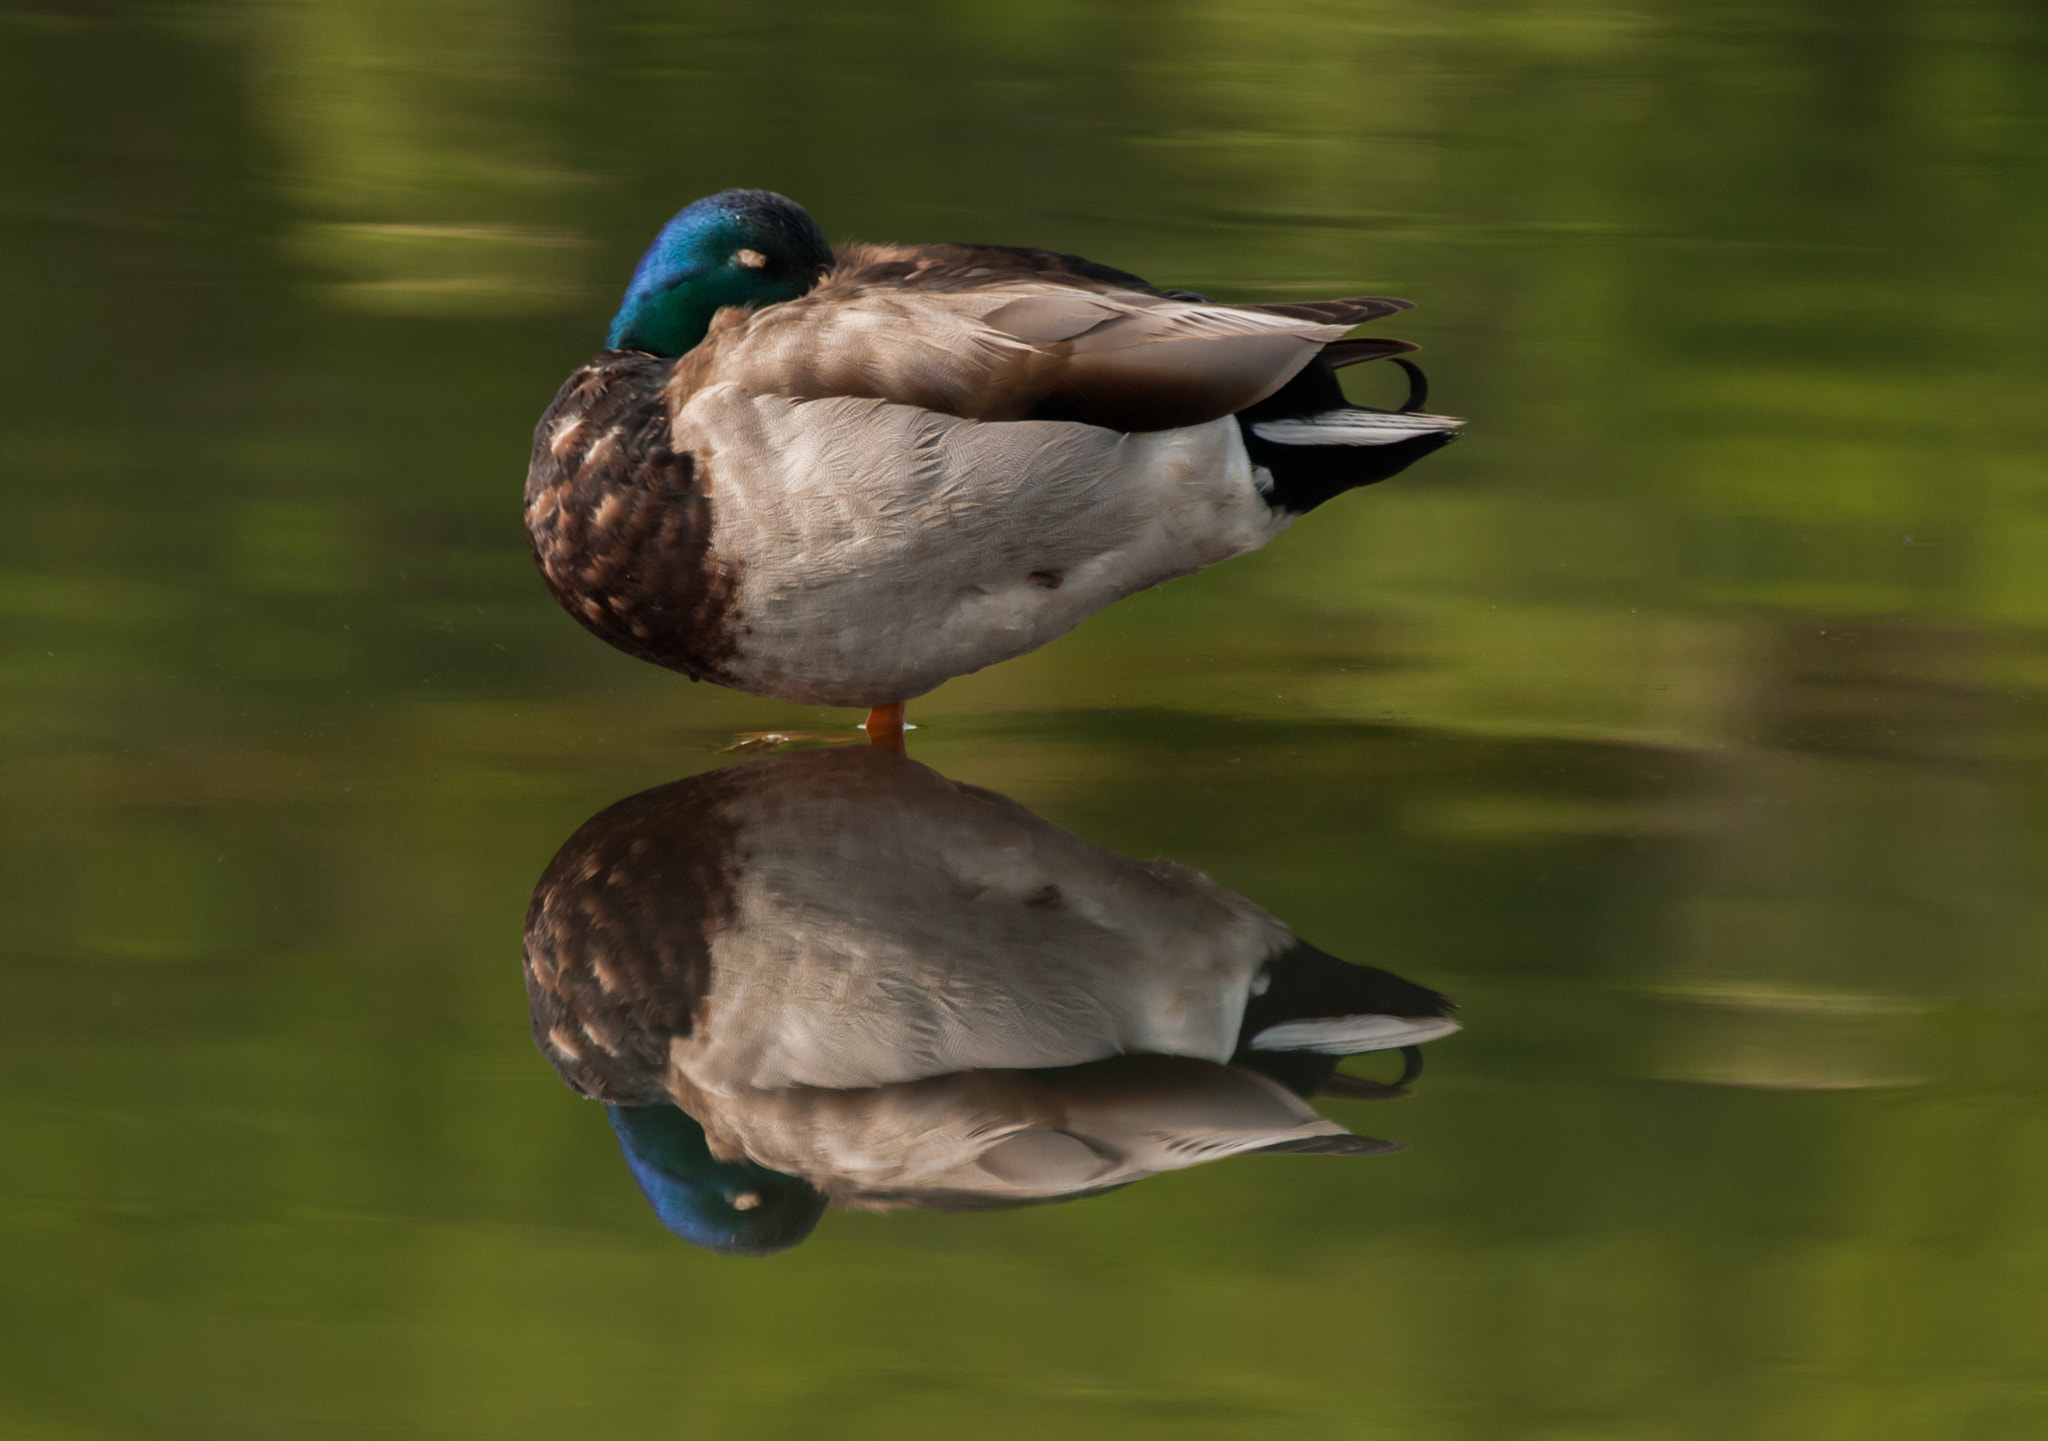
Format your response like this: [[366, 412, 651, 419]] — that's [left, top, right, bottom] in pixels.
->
[[682, 280, 1414, 433]]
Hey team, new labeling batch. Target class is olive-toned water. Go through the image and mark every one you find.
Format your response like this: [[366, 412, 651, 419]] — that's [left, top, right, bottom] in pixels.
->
[[5, 1, 2047, 1435]]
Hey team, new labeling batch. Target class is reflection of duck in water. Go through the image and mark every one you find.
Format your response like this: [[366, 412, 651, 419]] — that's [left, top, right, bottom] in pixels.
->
[[524, 748, 1458, 1254]]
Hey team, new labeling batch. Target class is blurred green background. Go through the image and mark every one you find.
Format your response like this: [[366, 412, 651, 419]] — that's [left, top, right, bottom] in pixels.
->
[[4, 0, 2047, 1436]]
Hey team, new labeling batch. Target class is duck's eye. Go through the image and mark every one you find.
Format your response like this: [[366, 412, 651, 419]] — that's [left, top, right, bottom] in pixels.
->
[[733, 248, 769, 270]]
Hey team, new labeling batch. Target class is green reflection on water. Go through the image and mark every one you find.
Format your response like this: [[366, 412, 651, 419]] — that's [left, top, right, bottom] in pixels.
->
[[3, 0, 2046, 1436]]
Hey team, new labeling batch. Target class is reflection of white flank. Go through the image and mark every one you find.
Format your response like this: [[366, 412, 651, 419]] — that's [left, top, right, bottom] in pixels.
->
[[672, 754, 1289, 1096]]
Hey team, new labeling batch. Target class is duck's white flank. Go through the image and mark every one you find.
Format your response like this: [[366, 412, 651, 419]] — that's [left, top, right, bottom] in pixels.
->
[[678, 384, 1293, 707]]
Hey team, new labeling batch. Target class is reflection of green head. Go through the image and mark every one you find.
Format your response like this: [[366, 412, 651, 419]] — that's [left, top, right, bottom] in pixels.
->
[[607, 1104, 825, 1257], [605, 190, 834, 357]]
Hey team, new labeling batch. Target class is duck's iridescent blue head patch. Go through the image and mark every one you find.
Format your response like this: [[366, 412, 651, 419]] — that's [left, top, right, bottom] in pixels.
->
[[607, 1103, 825, 1257], [606, 190, 833, 357]]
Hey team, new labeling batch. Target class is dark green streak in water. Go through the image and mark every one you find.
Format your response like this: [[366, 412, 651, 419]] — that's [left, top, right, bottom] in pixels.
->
[[2, 1, 2046, 1437]]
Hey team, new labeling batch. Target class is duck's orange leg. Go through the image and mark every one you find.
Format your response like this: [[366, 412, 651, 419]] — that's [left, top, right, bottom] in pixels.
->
[[863, 702, 906, 755]]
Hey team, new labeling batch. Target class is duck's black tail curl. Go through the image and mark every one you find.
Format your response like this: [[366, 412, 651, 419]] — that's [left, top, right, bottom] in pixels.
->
[[1237, 355, 1463, 515]]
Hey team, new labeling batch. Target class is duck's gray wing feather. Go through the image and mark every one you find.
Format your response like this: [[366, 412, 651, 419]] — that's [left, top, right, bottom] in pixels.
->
[[677, 276, 1411, 433]]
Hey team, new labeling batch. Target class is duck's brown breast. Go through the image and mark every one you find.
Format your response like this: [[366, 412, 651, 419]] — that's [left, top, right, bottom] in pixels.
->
[[525, 350, 742, 681]]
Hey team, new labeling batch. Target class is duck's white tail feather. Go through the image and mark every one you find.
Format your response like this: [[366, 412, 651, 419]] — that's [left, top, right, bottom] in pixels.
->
[[1249, 1013, 1463, 1055], [1250, 409, 1466, 447]]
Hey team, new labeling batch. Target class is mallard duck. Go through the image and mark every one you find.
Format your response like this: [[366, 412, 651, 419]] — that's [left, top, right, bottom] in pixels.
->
[[527, 190, 1463, 742], [525, 747, 1458, 1252]]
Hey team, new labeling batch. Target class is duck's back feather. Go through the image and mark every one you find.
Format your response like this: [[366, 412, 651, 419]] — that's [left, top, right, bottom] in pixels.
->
[[668, 252, 1413, 433]]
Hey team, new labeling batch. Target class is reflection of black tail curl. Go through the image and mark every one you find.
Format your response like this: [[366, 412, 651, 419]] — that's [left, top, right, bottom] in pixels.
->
[[1233, 940, 1455, 1102], [1308, 1046, 1430, 1100]]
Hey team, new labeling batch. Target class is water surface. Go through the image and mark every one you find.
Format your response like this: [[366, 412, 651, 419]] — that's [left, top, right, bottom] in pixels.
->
[[4, 1, 2046, 1436]]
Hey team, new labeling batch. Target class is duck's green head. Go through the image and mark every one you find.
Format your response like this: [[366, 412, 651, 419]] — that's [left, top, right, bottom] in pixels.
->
[[607, 1103, 826, 1257], [605, 189, 833, 357]]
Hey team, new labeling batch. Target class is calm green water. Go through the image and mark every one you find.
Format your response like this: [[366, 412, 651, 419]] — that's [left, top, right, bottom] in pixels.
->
[[6, 0, 2048, 1435]]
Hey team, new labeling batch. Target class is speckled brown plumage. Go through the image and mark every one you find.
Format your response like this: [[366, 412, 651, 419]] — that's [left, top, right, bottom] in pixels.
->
[[525, 350, 740, 682], [521, 767, 747, 1104]]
